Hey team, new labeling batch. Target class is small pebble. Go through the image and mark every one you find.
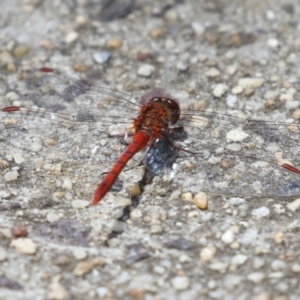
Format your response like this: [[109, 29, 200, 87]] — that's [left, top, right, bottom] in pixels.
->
[[271, 260, 286, 271], [171, 276, 190, 291], [10, 238, 37, 255], [71, 200, 89, 209], [213, 84, 229, 98], [226, 128, 249, 143], [191, 22, 205, 35], [221, 230, 235, 244], [251, 206, 270, 219], [273, 204, 285, 214], [107, 38, 122, 49], [181, 192, 193, 203], [54, 255, 71, 266], [200, 245, 216, 262], [267, 38, 279, 48], [176, 60, 189, 72], [238, 77, 264, 89], [293, 108, 300, 120], [13, 45, 31, 58], [247, 272, 266, 283], [130, 183, 141, 197], [153, 265, 165, 275], [65, 31, 79, 44], [72, 248, 88, 260], [206, 68, 220, 78], [130, 208, 142, 220], [287, 53, 297, 64], [0, 50, 14, 65], [48, 276, 69, 300], [226, 95, 237, 107], [264, 90, 279, 100], [13, 153, 25, 165], [73, 258, 105, 276], [93, 51, 111, 64], [285, 99, 299, 110], [291, 263, 300, 273], [286, 198, 300, 211], [253, 257, 265, 269], [231, 86, 243, 94], [46, 212, 61, 223], [5, 91, 19, 101], [186, 81, 196, 93], [150, 225, 162, 234], [231, 254, 248, 266], [208, 261, 227, 273], [12, 226, 28, 237], [4, 170, 19, 182], [193, 192, 208, 210], [149, 28, 164, 39], [274, 232, 284, 244], [137, 64, 155, 77]]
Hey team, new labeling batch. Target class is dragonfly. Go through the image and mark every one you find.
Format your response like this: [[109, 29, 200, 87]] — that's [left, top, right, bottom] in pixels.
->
[[1, 67, 300, 205]]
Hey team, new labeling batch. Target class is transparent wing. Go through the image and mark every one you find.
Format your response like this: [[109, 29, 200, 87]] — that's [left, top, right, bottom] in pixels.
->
[[172, 110, 300, 198]]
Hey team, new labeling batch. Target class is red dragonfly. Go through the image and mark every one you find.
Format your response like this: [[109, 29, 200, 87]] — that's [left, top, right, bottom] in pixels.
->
[[1, 67, 300, 204]]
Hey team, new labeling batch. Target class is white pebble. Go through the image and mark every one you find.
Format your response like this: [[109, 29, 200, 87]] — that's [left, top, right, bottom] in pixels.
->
[[46, 212, 61, 223], [231, 86, 243, 94], [251, 206, 270, 219], [93, 51, 111, 64], [226, 128, 249, 142], [231, 254, 248, 266], [130, 208, 142, 220], [206, 67, 220, 77], [209, 261, 227, 273], [200, 245, 216, 261], [291, 263, 300, 273], [10, 238, 37, 255], [253, 257, 265, 269], [5, 91, 19, 101], [238, 77, 264, 89], [4, 170, 19, 181], [176, 60, 189, 71], [137, 64, 155, 77], [285, 100, 299, 110], [286, 198, 300, 212], [273, 204, 285, 214], [229, 197, 245, 206], [191, 22, 205, 35], [213, 84, 229, 98], [71, 200, 90, 209], [171, 276, 190, 291], [65, 31, 79, 43], [247, 272, 266, 283], [226, 95, 237, 107], [271, 259, 286, 271], [153, 265, 165, 275], [72, 248, 88, 260], [150, 225, 162, 234], [12, 153, 24, 164], [62, 177, 72, 190], [267, 38, 279, 48], [221, 230, 235, 244], [264, 90, 279, 100]]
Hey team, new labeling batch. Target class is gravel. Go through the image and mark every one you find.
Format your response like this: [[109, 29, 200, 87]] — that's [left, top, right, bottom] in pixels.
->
[[1, 0, 300, 299]]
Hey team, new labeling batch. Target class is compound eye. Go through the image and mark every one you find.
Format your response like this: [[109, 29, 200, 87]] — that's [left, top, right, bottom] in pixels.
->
[[166, 99, 180, 124]]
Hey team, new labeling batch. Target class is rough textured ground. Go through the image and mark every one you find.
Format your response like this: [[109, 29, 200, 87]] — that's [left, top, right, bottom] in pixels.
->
[[1, 0, 300, 299]]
